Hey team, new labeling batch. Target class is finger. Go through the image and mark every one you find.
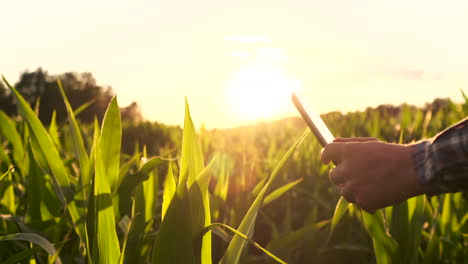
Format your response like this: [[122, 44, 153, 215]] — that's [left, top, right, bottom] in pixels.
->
[[321, 142, 345, 164], [359, 205, 376, 214], [334, 137, 379, 143], [329, 166, 346, 186], [355, 197, 377, 214], [340, 187, 356, 204]]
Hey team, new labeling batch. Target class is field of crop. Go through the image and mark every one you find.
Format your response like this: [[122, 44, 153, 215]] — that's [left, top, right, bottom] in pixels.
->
[[0, 75, 467, 264]]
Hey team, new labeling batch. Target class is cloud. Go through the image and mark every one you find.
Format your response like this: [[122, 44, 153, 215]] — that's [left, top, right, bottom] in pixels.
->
[[397, 69, 424, 80], [224, 35, 271, 44], [256, 47, 288, 61], [227, 50, 252, 59], [395, 68, 443, 81]]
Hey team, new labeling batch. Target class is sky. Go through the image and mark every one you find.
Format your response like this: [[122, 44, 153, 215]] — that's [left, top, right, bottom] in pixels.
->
[[2, 0, 467, 128]]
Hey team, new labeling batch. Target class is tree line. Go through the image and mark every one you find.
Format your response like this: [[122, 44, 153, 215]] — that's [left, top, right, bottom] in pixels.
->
[[0, 68, 180, 156]]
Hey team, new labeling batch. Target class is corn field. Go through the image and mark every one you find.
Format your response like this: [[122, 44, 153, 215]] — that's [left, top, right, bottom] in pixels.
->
[[0, 75, 467, 263]]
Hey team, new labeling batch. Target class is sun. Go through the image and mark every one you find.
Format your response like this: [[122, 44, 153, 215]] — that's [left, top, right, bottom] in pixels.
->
[[226, 61, 297, 120]]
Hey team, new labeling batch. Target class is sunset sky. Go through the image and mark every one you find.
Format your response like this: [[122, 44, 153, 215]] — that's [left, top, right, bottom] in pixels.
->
[[2, 0, 467, 128]]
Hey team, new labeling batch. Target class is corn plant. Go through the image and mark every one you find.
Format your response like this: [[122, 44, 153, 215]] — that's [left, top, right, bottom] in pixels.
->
[[0, 74, 467, 263]]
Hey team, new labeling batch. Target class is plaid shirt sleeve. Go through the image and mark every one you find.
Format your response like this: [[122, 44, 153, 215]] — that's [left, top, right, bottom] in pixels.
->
[[412, 118, 468, 194]]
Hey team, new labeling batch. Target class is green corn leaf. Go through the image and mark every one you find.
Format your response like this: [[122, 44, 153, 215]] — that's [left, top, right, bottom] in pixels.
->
[[1, 170, 16, 214], [57, 80, 92, 261], [0, 111, 25, 174], [460, 88, 468, 103], [127, 183, 147, 263], [180, 98, 211, 264], [162, 160, 176, 221], [193, 142, 214, 262], [34, 97, 41, 115], [263, 177, 303, 206], [74, 98, 96, 117], [118, 215, 132, 264], [94, 131, 121, 264], [3, 75, 70, 202], [116, 153, 139, 194], [48, 110, 60, 149], [100, 96, 121, 190], [28, 132, 51, 175], [0, 145, 13, 168], [4, 76, 89, 254], [25, 148, 43, 224], [204, 223, 286, 264], [178, 97, 205, 195], [362, 210, 397, 264], [455, 212, 468, 231], [154, 99, 211, 264], [3, 247, 42, 264], [117, 156, 164, 196], [194, 154, 218, 194], [0, 233, 62, 264], [440, 193, 452, 235], [197, 178, 212, 264], [0, 166, 14, 184], [137, 156, 165, 178], [153, 182, 205, 264], [327, 196, 351, 242], [213, 154, 229, 201], [405, 196, 425, 263], [389, 202, 408, 262], [142, 158, 158, 223], [268, 220, 330, 252], [57, 79, 91, 190], [219, 129, 308, 264]]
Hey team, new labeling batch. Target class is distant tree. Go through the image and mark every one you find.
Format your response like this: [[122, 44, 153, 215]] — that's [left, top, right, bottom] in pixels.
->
[[0, 80, 15, 115], [3, 68, 114, 124], [428, 98, 451, 113], [121, 121, 181, 156], [121, 102, 143, 123]]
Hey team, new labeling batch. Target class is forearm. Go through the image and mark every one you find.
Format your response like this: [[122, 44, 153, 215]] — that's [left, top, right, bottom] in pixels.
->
[[411, 117, 468, 194]]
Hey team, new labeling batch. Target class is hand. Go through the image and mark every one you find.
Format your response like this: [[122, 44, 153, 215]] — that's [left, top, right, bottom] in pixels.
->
[[321, 137, 427, 213]]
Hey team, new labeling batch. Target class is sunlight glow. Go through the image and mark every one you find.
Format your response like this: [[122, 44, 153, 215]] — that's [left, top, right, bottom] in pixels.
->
[[226, 61, 298, 120]]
